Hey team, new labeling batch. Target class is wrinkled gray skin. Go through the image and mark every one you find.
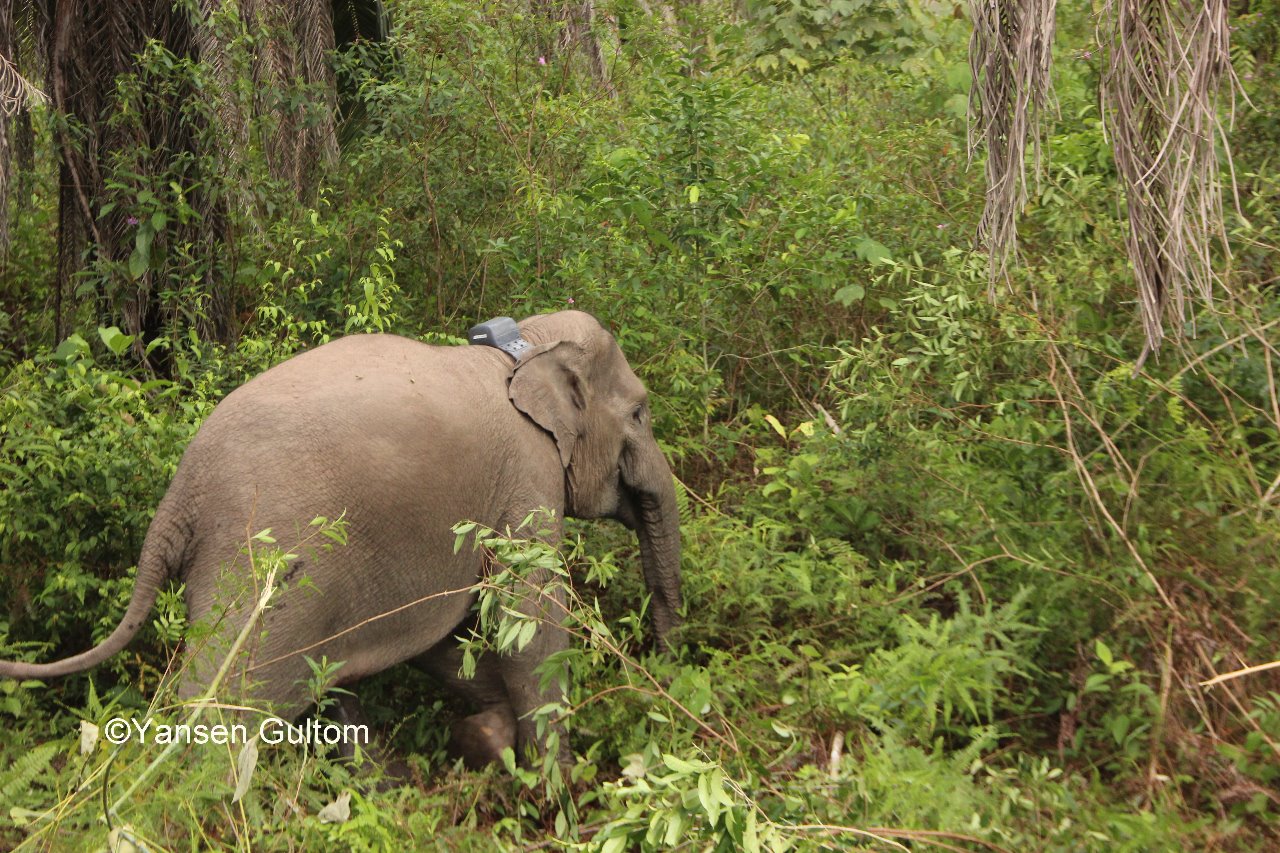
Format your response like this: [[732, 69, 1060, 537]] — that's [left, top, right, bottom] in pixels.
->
[[0, 311, 682, 765]]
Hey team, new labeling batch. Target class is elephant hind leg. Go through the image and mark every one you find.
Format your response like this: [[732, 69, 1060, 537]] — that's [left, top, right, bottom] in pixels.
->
[[329, 692, 416, 786], [412, 639, 517, 767]]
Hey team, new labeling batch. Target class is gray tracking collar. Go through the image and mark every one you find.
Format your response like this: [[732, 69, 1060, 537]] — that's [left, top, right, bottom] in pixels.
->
[[467, 316, 534, 361]]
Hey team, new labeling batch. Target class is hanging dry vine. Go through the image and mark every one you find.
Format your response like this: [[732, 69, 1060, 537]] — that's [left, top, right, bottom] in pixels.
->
[[967, 0, 1057, 292], [969, 1, 1240, 362], [1100, 0, 1238, 366], [0, 1, 46, 261]]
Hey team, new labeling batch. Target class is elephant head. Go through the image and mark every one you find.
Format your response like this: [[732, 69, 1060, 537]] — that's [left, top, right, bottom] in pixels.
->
[[507, 312, 683, 648]]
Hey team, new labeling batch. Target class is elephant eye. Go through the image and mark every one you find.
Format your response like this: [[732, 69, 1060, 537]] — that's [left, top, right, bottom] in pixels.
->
[[632, 404, 646, 423]]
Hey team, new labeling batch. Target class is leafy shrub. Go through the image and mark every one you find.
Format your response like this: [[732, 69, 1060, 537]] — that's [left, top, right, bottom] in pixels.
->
[[0, 343, 202, 690]]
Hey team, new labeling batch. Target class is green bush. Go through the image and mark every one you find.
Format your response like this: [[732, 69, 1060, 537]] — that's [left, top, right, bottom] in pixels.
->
[[0, 345, 202, 691]]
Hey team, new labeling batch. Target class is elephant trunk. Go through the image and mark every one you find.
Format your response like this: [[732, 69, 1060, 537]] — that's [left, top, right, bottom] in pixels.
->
[[625, 442, 683, 651]]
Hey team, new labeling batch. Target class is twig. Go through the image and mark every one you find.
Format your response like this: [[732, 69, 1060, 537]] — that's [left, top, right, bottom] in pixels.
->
[[1200, 658, 1280, 688]]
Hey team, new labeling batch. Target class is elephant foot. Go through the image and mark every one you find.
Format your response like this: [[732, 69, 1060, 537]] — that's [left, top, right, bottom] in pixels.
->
[[373, 756, 417, 791], [449, 707, 517, 769]]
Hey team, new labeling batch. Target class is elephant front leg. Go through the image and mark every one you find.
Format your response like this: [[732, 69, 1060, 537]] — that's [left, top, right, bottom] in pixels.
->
[[451, 707, 518, 768], [496, 579, 571, 765], [414, 640, 517, 768], [329, 693, 415, 785], [418, 576, 571, 766]]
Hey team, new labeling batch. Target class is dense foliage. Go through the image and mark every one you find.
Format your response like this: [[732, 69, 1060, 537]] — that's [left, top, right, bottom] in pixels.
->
[[1, 0, 1278, 849]]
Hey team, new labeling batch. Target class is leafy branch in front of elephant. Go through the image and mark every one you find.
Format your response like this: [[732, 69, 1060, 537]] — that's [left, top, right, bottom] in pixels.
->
[[453, 510, 573, 667], [451, 514, 737, 756], [180, 514, 350, 693], [303, 656, 354, 716], [108, 520, 357, 816]]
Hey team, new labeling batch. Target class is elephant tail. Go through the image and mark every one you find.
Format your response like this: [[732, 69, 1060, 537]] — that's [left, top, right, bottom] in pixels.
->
[[0, 492, 190, 681]]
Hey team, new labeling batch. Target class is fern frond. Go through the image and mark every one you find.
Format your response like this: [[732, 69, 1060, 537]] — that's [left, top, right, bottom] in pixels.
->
[[0, 741, 59, 804], [674, 477, 693, 528]]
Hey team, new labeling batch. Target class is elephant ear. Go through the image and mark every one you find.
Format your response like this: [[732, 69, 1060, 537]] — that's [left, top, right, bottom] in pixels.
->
[[508, 340, 589, 468]]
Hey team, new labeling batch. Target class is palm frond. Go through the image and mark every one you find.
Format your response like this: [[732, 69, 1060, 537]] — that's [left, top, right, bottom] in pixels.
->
[[298, 0, 339, 166], [0, 51, 48, 117]]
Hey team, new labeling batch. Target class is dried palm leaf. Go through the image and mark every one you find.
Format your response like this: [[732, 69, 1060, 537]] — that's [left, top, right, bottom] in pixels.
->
[[1100, 0, 1238, 365], [0, 51, 47, 116], [967, 0, 1058, 292]]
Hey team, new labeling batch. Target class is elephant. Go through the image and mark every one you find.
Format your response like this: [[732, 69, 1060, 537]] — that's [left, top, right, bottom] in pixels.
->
[[0, 310, 682, 766]]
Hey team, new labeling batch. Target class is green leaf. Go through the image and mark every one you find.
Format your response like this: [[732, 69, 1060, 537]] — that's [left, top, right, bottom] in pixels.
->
[[53, 334, 91, 363], [945, 62, 972, 91], [1109, 714, 1130, 744], [744, 810, 761, 853], [661, 753, 698, 774], [129, 227, 154, 280], [9, 807, 44, 826], [98, 326, 135, 356], [606, 146, 642, 168], [854, 237, 892, 264], [663, 811, 686, 846], [1095, 639, 1113, 668], [698, 771, 721, 825], [1083, 673, 1111, 694], [128, 248, 148, 280], [516, 618, 538, 651], [834, 283, 865, 305]]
